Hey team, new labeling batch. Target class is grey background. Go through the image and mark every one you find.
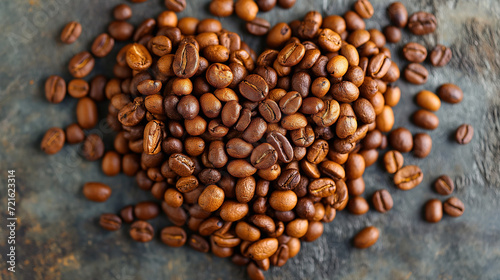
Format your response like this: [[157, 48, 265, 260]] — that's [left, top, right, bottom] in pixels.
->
[[0, 0, 499, 279]]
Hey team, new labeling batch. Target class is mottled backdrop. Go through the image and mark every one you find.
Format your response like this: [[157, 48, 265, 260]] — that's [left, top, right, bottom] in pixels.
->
[[0, 0, 499, 279]]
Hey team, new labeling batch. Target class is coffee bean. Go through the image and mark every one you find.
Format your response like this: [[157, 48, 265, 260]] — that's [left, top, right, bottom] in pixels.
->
[[455, 124, 474, 145], [330, 81, 359, 103], [372, 189, 393, 213], [173, 43, 199, 78], [68, 79, 89, 99], [91, 33, 115, 58], [99, 213, 122, 231], [198, 185, 225, 212], [68, 51, 95, 78], [368, 53, 391, 79], [118, 97, 146, 126], [415, 90, 441, 111], [347, 196, 369, 215], [408, 12, 437, 35], [353, 226, 379, 248], [60, 21, 82, 44], [161, 226, 187, 247], [45, 75, 66, 104], [424, 199, 442, 223], [404, 63, 428, 84], [242, 117, 267, 143], [108, 20, 134, 41], [40, 127, 65, 155], [126, 43, 152, 71], [394, 165, 423, 190], [308, 178, 336, 197], [165, 0, 186, 12], [278, 0, 295, 8], [353, 0, 374, 19], [383, 25, 401, 43], [438, 83, 463, 104], [402, 42, 427, 63], [413, 133, 432, 158], [443, 197, 465, 217], [434, 175, 455, 195], [276, 169, 301, 191], [389, 127, 413, 153], [387, 2, 408, 28], [83, 182, 111, 202], [235, 0, 259, 22], [82, 134, 104, 161], [113, 4, 132, 20], [250, 143, 278, 170], [353, 98, 375, 124], [239, 74, 269, 102], [278, 42, 306, 67], [267, 131, 294, 163], [430, 44, 452, 67], [65, 123, 85, 145], [130, 220, 154, 242], [246, 18, 271, 36], [101, 151, 121, 176], [412, 109, 439, 130], [317, 29, 342, 53], [269, 190, 297, 211], [267, 22, 292, 49], [327, 55, 349, 78], [306, 139, 329, 164]]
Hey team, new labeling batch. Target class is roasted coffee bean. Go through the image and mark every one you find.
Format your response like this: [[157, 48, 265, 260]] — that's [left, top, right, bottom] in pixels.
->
[[306, 139, 329, 164], [83, 182, 111, 202], [300, 97, 324, 115], [309, 178, 336, 197], [387, 2, 408, 27], [243, 117, 268, 143], [68, 51, 95, 78], [353, 226, 379, 248], [169, 153, 195, 176], [143, 120, 164, 155], [455, 124, 474, 145], [278, 42, 306, 67], [126, 43, 152, 71], [101, 151, 121, 176], [347, 196, 369, 215], [267, 22, 292, 49], [130, 220, 154, 242], [91, 33, 115, 58], [279, 91, 302, 115], [209, 0, 234, 17], [317, 29, 342, 53], [408, 12, 437, 35], [165, 0, 186, 12], [353, 98, 375, 124], [394, 165, 423, 190], [383, 25, 401, 43], [99, 213, 122, 231], [438, 83, 463, 104], [161, 226, 187, 247], [108, 20, 134, 41], [240, 74, 269, 102], [415, 90, 440, 111], [404, 63, 428, 84], [68, 79, 89, 99], [119, 97, 146, 126], [82, 134, 104, 161], [188, 234, 210, 253], [61, 21, 82, 44], [235, 0, 259, 21], [413, 133, 432, 158], [389, 127, 413, 153], [276, 169, 301, 190], [88, 75, 107, 102], [353, 0, 374, 19], [424, 199, 442, 223], [259, 99, 281, 123], [367, 53, 391, 79], [173, 43, 199, 78], [65, 123, 85, 145], [246, 18, 271, 36], [269, 190, 297, 211], [113, 4, 132, 20], [198, 185, 225, 212], [134, 201, 159, 220], [412, 109, 439, 130], [175, 176, 199, 194], [345, 153, 365, 180], [267, 131, 294, 163], [402, 42, 427, 63], [430, 44, 452, 67], [41, 127, 65, 155], [434, 175, 455, 195], [251, 143, 278, 169], [45, 75, 66, 104], [327, 55, 349, 78], [372, 189, 393, 213], [443, 197, 465, 217]]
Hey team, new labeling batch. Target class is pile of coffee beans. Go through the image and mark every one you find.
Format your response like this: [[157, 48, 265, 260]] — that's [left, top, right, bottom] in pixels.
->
[[40, 1, 473, 279]]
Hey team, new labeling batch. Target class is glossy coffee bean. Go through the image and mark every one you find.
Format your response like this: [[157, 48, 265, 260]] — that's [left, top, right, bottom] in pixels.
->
[[416, 90, 440, 111], [455, 124, 474, 144], [239, 74, 269, 102], [389, 127, 413, 153], [60, 21, 82, 44], [161, 226, 187, 247], [68, 51, 95, 78], [394, 165, 423, 190], [41, 127, 65, 155], [45, 75, 66, 104], [387, 2, 408, 28], [408, 12, 437, 35], [424, 199, 443, 223], [91, 33, 115, 58], [353, 0, 374, 19], [443, 197, 465, 217], [434, 175, 454, 195], [412, 109, 439, 130], [372, 189, 393, 213], [99, 213, 122, 231], [383, 25, 401, 43], [130, 220, 154, 242], [438, 83, 463, 104], [82, 134, 105, 161], [430, 44, 452, 67], [83, 182, 111, 202], [353, 226, 379, 248], [347, 196, 369, 215], [402, 42, 427, 63], [413, 133, 432, 158]]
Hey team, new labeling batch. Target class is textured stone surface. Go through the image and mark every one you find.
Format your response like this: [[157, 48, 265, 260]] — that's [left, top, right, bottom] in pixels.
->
[[0, 0, 499, 279]]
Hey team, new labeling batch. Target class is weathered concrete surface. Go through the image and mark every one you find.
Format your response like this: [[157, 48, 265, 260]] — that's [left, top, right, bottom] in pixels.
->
[[0, 0, 499, 279]]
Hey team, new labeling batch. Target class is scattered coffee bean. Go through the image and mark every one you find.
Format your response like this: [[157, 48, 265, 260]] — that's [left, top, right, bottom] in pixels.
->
[[404, 63, 428, 85], [130, 220, 154, 242], [424, 199, 443, 223], [413, 133, 432, 158], [438, 83, 463, 104], [443, 197, 465, 217], [407, 11, 437, 35], [430, 44, 452, 67], [372, 189, 393, 213], [41, 127, 65, 155], [353, 226, 379, 248], [61, 21, 82, 44], [99, 213, 122, 231], [455, 124, 474, 144], [434, 175, 455, 195], [394, 165, 423, 190], [83, 182, 112, 202]]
